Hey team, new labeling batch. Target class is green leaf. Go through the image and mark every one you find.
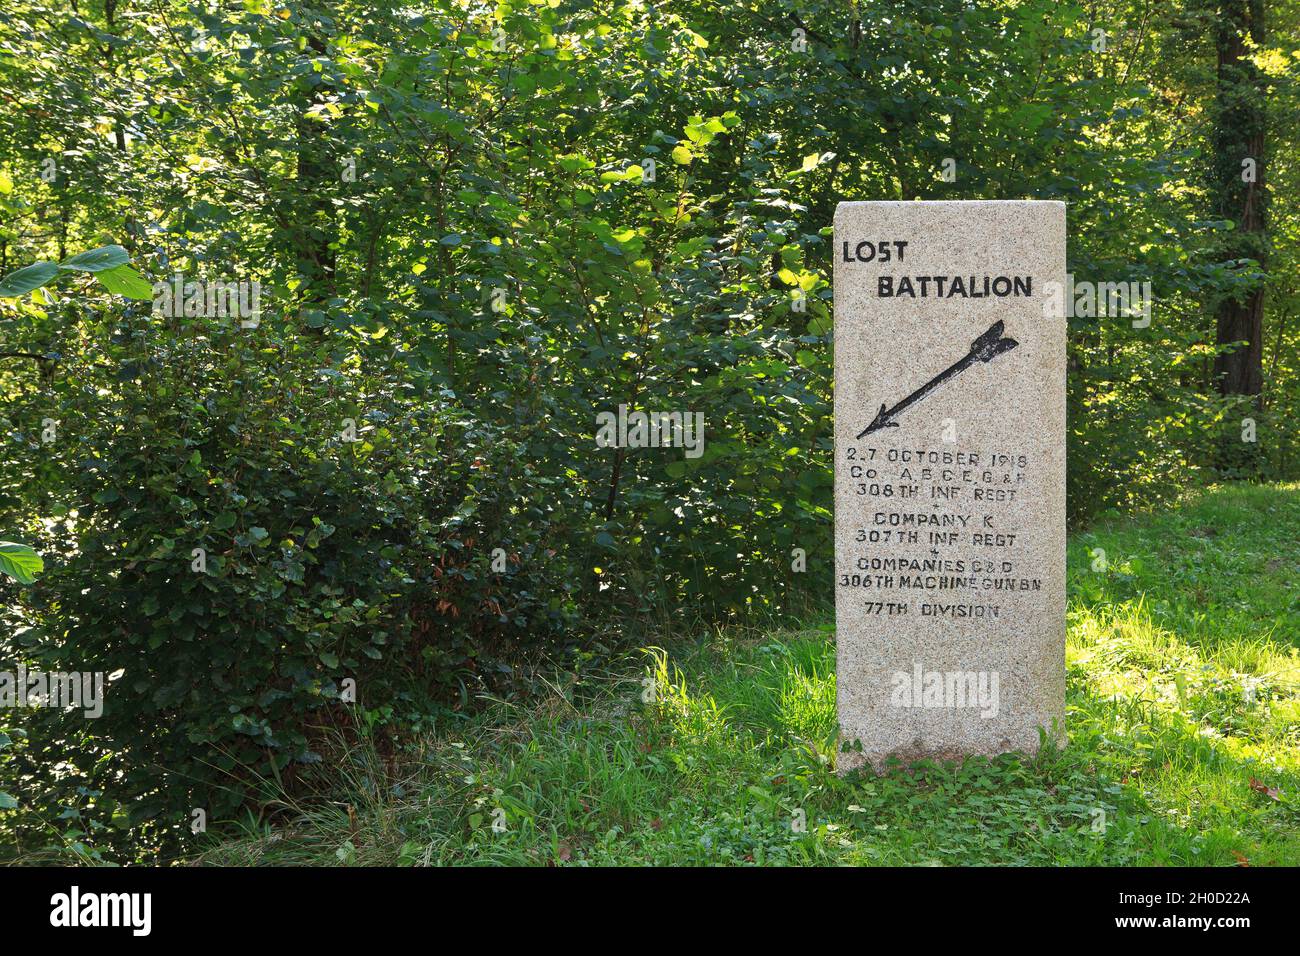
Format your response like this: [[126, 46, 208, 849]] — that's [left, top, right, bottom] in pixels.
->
[[95, 264, 154, 300], [0, 792, 18, 810], [0, 261, 59, 297], [807, 313, 832, 336], [0, 541, 44, 585], [58, 244, 130, 273]]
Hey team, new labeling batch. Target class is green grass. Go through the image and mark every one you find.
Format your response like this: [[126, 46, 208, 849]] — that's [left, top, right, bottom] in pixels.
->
[[200, 483, 1300, 866]]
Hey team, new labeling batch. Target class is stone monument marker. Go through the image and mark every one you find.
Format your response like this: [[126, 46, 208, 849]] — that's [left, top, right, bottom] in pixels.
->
[[833, 200, 1066, 772]]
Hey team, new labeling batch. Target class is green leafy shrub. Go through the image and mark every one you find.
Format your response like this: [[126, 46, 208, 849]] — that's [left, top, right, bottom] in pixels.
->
[[3, 320, 581, 853]]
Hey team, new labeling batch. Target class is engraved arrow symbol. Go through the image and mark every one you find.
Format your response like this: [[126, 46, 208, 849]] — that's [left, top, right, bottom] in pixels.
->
[[856, 320, 1018, 439]]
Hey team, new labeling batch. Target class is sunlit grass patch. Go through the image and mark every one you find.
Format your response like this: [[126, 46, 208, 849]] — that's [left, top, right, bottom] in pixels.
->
[[199, 484, 1300, 867]]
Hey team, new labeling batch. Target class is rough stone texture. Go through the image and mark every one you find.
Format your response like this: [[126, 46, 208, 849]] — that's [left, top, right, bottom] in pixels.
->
[[833, 200, 1066, 772]]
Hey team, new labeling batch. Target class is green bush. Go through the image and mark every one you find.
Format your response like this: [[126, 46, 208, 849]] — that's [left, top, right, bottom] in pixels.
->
[[2, 321, 581, 854], [3, 0, 1296, 863]]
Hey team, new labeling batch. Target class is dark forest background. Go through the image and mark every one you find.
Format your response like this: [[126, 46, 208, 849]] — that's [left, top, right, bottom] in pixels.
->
[[1, 0, 1296, 860]]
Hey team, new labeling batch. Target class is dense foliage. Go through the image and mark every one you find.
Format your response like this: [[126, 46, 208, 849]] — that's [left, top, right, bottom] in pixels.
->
[[1, 0, 1297, 860]]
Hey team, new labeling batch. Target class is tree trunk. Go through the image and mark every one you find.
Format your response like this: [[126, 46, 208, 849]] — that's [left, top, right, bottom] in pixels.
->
[[295, 29, 337, 304], [1211, 0, 1268, 401]]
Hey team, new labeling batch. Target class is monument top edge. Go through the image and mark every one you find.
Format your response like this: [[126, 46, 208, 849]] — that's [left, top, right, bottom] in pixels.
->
[[835, 199, 1066, 212]]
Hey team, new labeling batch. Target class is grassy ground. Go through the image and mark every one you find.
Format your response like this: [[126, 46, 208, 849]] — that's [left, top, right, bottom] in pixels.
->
[[201, 483, 1300, 866]]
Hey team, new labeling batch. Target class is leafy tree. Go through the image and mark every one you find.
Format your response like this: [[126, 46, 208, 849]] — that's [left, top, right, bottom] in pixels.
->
[[0, 0, 1296, 861]]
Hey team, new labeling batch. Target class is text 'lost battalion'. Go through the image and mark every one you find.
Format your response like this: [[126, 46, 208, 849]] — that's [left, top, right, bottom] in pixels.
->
[[840, 240, 1033, 299]]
